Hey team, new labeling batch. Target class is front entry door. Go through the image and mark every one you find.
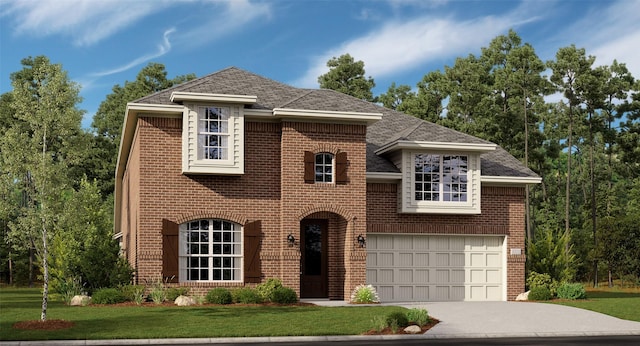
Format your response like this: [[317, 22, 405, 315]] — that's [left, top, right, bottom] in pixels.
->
[[300, 219, 328, 298]]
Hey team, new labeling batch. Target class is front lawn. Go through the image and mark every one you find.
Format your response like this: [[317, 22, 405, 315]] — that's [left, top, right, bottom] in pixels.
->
[[0, 288, 406, 341], [551, 286, 640, 322]]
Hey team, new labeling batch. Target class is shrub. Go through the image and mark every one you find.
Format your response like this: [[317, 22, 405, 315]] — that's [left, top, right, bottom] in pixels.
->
[[147, 277, 167, 304], [406, 308, 430, 326], [119, 284, 145, 304], [271, 286, 298, 304], [232, 288, 263, 304], [206, 287, 233, 304], [528, 286, 552, 301], [54, 277, 84, 305], [167, 287, 190, 301], [371, 316, 387, 333], [527, 271, 559, 296], [350, 284, 380, 304], [385, 311, 409, 328], [556, 282, 587, 300], [256, 278, 283, 302], [92, 288, 127, 304]]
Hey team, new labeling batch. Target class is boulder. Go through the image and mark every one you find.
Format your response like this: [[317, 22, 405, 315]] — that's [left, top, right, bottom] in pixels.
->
[[70, 295, 91, 306], [404, 325, 422, 334], [515, 291, 530, 301], [174, 295, 196, 306]]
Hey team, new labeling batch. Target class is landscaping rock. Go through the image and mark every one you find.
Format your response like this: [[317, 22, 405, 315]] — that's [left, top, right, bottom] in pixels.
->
[[70, 295, 91, 306], [516, 291, 530, 301], [174, 295, 196, 306], [404, 325, 422, 334]]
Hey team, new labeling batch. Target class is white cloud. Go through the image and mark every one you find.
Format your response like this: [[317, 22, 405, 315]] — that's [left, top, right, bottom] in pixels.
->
[[0, 0, 171, 46], [292, 5, 537, 88]]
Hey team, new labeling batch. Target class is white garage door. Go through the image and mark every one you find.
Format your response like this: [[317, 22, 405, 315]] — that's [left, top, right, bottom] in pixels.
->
[[366, 234, 504, 302]]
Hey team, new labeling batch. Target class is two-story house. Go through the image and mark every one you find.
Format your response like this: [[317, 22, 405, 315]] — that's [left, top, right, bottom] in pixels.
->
[[114, 67, 539, 302]]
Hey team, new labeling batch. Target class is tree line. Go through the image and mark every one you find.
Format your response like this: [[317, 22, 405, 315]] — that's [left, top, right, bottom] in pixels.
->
[[1, 29, 639, 320]]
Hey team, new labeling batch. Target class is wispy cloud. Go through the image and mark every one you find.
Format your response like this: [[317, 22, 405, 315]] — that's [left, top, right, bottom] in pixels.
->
[[90, 28, 176, 77], [292, 3, 538, 88], [0, 0, 172, 46]]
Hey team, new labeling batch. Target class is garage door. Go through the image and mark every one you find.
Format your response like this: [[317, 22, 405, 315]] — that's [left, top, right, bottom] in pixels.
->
[[366, 234, 504, 302]]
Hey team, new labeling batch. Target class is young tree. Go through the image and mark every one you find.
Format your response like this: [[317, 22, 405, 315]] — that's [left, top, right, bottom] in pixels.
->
[[318, 54, 376, 102], [2, 56, 84, 321]]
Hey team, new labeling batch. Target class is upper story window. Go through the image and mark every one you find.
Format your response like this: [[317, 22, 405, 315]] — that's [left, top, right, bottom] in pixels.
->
[[198, 107, 229, 160], [414, 154, 468, 202], [179, 219, 242, 282], [315, 153, 334, 183]]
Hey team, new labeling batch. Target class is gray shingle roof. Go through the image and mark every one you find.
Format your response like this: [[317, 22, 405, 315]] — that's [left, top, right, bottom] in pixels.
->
[[136, 67, 537, 178]]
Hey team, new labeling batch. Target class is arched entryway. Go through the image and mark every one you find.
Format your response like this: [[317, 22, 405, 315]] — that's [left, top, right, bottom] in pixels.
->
[[299, 211, 349, 299]]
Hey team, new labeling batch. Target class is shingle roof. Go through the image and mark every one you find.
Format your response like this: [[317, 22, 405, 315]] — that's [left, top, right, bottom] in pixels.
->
[[136, 67, 537, 178]]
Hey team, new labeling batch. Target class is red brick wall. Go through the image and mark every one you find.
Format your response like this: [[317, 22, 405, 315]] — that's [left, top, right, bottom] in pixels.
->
[[366, 183, 527, 300]]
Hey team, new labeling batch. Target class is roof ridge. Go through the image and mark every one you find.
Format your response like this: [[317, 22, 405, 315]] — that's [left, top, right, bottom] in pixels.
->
[[277, 89, 315, 108]]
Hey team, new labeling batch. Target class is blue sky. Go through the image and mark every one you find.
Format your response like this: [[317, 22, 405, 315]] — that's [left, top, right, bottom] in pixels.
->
[[1, 0, 639, 129]]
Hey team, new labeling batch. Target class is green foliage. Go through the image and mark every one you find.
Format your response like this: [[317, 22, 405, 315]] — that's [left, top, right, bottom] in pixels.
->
[[385, 311, 409, 328], [371, 315, 387, 333], [147, 278, 167, 304], [528, 286, 552, 301], [231, 287, 263, 304], [527, 271, 559, 296], [120, 285, 145, 304], [527, 227, 576, 283], [166, 287, 190, 302], [350, 284, 380, 303], [92, 288, 126, 304], [53, 277, 84, 305], [556, 283, 587, 300], [271, 287, 298, 304], [255, 278, 283, 302], [318, 54, 376, 102], [406, 308, 430, 326], [206, 287, 233, 304]]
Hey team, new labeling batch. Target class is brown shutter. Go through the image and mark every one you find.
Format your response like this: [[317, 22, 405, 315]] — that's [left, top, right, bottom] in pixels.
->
[[244, 220, 262, 283], [304, 151, 315, 183], [336, 151, 349, 184], [162, 219, 179, 283]]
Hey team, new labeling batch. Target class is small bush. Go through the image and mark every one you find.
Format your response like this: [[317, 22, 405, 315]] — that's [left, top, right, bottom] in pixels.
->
[[528, 286, 552, 301], [556, 282, 587, 300], [92, 288, 127, 304], [371, 316, 387, 332], [385, 311, 409, 328], [271, 286, 298, 304], [350, 284, 380, 304], [256, 278, 283, 302], [232, 288, 263, 304], [206, 287, 233, 304], [527, 272, 559, 296], [406, 308, 430, 326], [147, 278, 167, 304], [167, 287, 190, 301], [54, 277, 84, 305], [120, 284, 145, 303]]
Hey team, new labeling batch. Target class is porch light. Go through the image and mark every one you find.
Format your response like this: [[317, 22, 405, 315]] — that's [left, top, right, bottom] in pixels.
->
[[287, 233, 296, 246], [356, 234, 366, 248]]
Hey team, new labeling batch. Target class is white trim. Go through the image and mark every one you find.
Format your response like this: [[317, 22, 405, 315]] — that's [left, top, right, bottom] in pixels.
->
[[366, 172, 403, 182], [272, 108, 382, 124], [170, 92, 257, 104], [376, 140, 496, 155], [481, 176, 542, 185]]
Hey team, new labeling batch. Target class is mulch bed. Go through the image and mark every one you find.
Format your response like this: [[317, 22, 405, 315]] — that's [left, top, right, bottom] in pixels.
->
[[13, 319, 75, 331], [364, 318, 439, 335]]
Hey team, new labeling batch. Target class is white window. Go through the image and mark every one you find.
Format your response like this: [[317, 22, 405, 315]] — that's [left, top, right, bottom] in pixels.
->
[[179, 219, 242, 282], [315, 153, 334, 183], [414, 154, 468, 202], [198, 107, 229, 160]]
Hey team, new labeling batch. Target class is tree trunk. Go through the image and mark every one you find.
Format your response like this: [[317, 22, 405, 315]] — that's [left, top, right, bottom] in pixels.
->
[[41, 224, 48, 321]]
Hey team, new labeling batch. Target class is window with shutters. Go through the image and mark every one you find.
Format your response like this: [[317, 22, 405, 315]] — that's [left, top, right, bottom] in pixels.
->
[[304, 151, 349, 184], [179, 219, 242, 282]]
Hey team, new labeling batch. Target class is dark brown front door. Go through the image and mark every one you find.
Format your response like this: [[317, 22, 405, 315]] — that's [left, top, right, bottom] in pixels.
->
[[300, 219, 328, 298]]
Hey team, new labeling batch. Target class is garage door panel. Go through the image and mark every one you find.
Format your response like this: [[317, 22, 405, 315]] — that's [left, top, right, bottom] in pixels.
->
[[367, 235, 504, 302]]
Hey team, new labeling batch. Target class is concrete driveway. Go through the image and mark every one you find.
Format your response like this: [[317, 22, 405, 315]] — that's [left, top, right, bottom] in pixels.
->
[[395, 301, 640, 338]]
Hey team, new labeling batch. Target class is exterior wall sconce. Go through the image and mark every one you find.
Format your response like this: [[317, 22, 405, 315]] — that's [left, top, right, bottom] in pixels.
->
[[287, 234, 296, 246], [356, 234, 366, 248]]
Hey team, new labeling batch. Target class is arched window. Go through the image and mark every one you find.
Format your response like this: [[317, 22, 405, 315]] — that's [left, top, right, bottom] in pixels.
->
[[179, 219, 242, 282]]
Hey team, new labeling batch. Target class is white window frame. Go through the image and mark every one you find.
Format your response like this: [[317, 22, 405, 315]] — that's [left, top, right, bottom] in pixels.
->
[[198, 106, 229, 161], [179, 219, 243, 283], [399, 151, 481, 214], [414, 154, 469, 203], [315, 152, 334, 183]]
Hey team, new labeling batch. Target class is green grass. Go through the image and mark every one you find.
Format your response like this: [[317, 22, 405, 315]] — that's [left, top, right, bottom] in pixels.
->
[[0, 288, 405, 341], [551, 287, 640, 322]]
